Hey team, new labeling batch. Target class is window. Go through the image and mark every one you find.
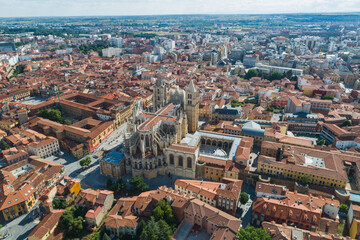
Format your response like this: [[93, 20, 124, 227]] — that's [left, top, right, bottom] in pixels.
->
[[178, 156, 183, 167], [187, 157, 192, 168], [169, 154, 174, 165]]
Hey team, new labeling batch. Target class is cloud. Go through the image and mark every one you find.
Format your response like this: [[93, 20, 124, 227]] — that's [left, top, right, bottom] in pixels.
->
[[0, 0, 359, 17]]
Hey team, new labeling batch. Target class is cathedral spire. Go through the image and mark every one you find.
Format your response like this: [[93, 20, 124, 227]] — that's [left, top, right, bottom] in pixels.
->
[[186, 79, 197, 93], [155, 72, 164, 86]]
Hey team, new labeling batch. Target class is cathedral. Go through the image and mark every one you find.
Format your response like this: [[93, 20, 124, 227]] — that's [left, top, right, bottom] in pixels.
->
[[123, 77, 200, 179]]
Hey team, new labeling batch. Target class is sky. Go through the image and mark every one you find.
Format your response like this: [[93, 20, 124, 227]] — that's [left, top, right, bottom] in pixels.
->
[[0, 0, 359, 17]]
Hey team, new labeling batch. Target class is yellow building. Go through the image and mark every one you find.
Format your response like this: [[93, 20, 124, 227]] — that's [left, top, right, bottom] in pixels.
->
[[0, 119, 18, 131], [350, 219, 360, 239], [0, 184, 37, 221], [199, 104, 212, 119], [204, 165, 225, 182], [257, 155, 347, 189], [301, 85, 318, 97], [260, 141, 282, 158], [114, 102, 133, 128]]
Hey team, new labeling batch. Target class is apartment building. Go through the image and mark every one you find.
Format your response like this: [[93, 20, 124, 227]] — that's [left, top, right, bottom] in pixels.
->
[[27, 116, 113, 159], [0, 157, 64, 221], [76, 189, 114, 227], [257, 144, 358, 189], [174, 178, 243, 216], [253, 183, 340, 233], [27, 136, 60, 158], [321, 123, 357, 144], [3, 148, 30, 165], [27, 209, 65, 240], [310, 99, 332, 114], [262, 221, 350, 240], [0, 118, 18, 131]]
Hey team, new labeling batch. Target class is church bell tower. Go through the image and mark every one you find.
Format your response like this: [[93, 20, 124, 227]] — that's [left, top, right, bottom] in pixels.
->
[[185, 80, 199, 133]]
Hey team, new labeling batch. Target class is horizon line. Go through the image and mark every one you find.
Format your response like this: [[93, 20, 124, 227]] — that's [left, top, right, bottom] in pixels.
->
[[1, 11, 360, 19]]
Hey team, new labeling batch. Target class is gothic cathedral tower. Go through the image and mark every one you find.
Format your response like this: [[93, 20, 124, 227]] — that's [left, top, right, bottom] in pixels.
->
[[152, 74, 167, 112], [185, 80, 199, 133]]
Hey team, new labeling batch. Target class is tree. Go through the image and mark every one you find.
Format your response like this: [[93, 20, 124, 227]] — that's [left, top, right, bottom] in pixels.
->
[[140, 225, 158, 240], [300, 173, 311, 184], [340, 204, 349, 212], [39, 109, 64, 123], [268, 71, 283, 81], [157, 220, 173, 240], [53, 199, 68, 209], [321, 95, 334, 100], [266, 106, 274, 112], [317, 139, 326, 146], [58, 207, 84, 237], [236, 226, 271, 240], [0, 141, 11, 150], [152, 205, 164, 221], [80, 157, 91, 168], [10, 64, 26, 78], [342, 120, 352, 127], [283, 70, 293, 79], [231, 99, 243, 108], [129, 176, 149, 193], [64, 119, 72, 125], [136, 220, 147, 236], [244, 69, 258, 80], [107, 178, 126, 192], [102, 233, 111, 240], [240, 192, 249, 204]]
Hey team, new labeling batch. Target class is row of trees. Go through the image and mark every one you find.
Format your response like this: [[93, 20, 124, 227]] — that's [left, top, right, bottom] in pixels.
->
[[39, 109, 72, 125], [106, 175, 149, 193], [244, 69, 297, 81], [79, 44, 109, 56]]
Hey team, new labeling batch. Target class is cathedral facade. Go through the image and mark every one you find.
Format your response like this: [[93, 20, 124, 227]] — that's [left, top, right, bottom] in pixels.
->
[[123, 78, 199, 179]]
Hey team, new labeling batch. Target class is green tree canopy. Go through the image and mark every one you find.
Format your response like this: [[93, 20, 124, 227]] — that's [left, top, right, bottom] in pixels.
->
[[0, 141, 11, 150], [53, 199, 68, 209], [102, 233, 111, 240], [129, 175, 149, 193], [58, 206, 84, 237], [80, 156, 91, 168], [106, 178, 126, 192], [236, 226, 271, 240], [317, 139, 325, 146], [321, 95, 334, 100], [300, 173, 311, 184], [240, 192, 249, 204], [340, 204, 349, 212], [341, 120, 352, 127], [283, 70, 293, 79], [244, 69, 258, 80], [268, 71, 283, 81], [140, 225, 158, 240]]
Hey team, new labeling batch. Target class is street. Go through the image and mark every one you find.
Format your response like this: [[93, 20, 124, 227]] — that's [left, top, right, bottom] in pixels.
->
[[46, 122, 128, 180], [0, 123, 128, 239], [0, 202, 41, 240]]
